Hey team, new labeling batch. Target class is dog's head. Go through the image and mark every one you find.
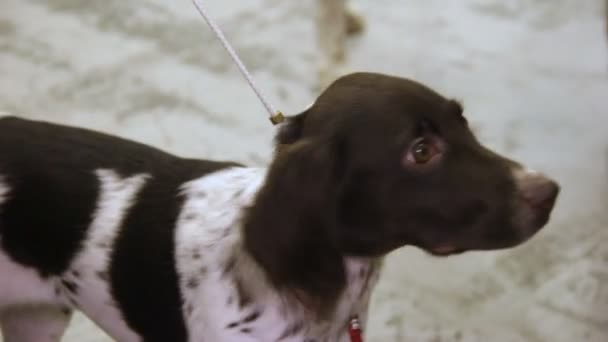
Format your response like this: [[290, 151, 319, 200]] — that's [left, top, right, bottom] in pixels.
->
[[245, 72, 559, 300], [269, 72, 559, 257]]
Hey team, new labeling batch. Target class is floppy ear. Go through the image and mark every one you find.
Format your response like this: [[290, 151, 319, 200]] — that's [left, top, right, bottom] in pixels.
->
[[243, 137, 347, 307]]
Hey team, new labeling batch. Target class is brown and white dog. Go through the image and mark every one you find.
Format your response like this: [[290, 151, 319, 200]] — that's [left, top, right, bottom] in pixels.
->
[[0, 72, 559, 341]]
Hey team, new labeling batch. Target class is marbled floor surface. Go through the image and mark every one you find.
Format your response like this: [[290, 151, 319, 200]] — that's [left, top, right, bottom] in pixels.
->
[[1, 0, 607, 341]]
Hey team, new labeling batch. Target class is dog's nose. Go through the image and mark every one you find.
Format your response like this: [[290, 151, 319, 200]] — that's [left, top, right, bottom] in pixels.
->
[[511, 168, 560, 239], [519, 172, 560, 210]]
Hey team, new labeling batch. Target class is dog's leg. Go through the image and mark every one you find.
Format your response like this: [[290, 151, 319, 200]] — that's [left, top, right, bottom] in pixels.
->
[[1, 306, 72, 342], [0, 250, 71, 341]]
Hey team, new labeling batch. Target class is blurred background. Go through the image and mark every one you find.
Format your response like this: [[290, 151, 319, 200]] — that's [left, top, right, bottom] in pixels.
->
[[1, 0, 607, 341]]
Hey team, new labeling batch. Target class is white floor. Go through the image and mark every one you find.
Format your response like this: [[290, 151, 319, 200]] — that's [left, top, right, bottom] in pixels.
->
[[0, 0, 607, 341]]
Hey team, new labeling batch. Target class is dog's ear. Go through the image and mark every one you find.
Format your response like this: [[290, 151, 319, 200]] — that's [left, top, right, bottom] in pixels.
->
[[274, 110, 309, 154], [244, 137, 347, 309]]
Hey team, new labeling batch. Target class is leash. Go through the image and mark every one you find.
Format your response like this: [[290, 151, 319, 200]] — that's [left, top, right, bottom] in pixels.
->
[[190, 0, 285, 125], [191, 2, 362, 340]]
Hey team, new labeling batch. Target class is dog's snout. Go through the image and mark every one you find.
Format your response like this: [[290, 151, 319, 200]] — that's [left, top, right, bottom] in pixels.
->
[[520, 174, 559, 209]]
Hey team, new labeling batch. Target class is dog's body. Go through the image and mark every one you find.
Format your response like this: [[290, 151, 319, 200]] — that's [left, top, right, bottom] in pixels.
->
[[0, 117, 377, 342], [0, 73, 559, 341]]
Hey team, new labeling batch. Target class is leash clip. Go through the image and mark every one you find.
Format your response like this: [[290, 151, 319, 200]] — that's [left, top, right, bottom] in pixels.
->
[[348, 315, 363, 342], [269, 111, 285, 125]]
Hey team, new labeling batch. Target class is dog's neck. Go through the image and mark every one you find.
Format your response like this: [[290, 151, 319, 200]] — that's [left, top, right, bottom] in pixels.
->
[[243, 220, 342, 313], [235, 239, 381, 322], [230, 240, 380, 339], [242, 168, 381, 318]]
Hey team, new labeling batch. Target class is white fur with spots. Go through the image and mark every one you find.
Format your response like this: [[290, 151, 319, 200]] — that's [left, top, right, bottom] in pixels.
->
[[175, 167, 382, 341], [1, 167, 382, 341]]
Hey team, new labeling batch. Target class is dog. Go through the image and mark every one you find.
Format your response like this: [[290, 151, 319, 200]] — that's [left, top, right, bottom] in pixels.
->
[[0, 72, 559, 341]]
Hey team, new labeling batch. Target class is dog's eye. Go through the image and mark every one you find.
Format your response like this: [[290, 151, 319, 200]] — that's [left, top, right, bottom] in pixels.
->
[[405, 137, 442, 166], [412, 140, 434, 163]]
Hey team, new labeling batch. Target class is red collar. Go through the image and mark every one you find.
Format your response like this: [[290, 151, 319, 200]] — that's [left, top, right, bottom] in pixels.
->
[[348, 316, 363, 342]]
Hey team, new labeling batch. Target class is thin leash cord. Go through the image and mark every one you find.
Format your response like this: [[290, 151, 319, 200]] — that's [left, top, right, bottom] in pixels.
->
[[191, 0, 284, 125]]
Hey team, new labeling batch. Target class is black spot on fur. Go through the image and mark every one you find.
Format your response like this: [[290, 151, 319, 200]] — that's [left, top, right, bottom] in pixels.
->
[[233, 189, 244, 199], [226, 321, 239, 329], [61, 279, 78, 294], [183, 213, 196, 221], [242, 309, 261, 323], [186, 276, 199, 289], [192, 251, 201, 259], [226, 308, 263, 331], [97, 270, 109, 281], [61, 307, 71, 316], [240, 327, 252, 334], [71, 270, 81, 278]]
